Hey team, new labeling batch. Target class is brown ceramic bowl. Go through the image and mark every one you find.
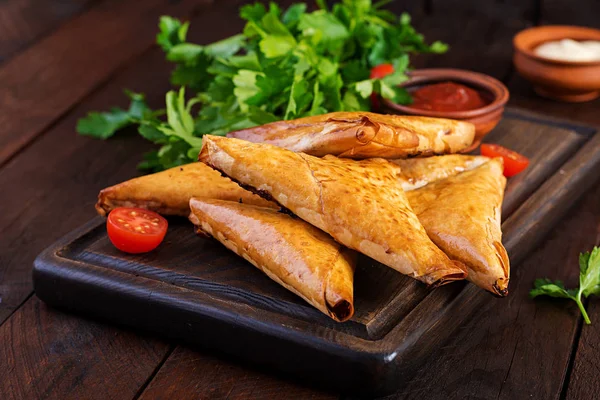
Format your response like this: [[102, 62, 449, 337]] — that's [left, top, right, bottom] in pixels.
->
[[513, 25, 600, 102], [382, 69, 509, 151]]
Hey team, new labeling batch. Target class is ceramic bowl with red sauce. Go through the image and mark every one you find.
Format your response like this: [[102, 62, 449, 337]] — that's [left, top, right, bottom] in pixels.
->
[[382, 69, 510, 151]]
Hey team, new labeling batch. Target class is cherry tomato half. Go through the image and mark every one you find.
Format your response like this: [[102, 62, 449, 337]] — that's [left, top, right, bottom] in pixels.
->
[[369, 64, 395, 111], [480, 144, 530, 177], [107, 207, 168, 254]]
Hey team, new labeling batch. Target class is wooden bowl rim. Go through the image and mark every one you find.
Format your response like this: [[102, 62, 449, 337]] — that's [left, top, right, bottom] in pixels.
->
[[382, 68, 509, 119], [513, 25, 600, 66]]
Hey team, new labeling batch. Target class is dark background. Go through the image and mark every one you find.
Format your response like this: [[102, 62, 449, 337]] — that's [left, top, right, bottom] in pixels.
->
[[0, 0, 599, 399]]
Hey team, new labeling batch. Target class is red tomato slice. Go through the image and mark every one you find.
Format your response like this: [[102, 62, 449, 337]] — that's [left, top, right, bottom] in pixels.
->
[[480, 144, 530, 177], [107, 207, 168, 254], [370, 63, 394, 79], [370, 64, 395, 111]]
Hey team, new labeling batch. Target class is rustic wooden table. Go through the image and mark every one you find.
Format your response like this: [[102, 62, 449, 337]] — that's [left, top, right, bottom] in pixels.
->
[[1, 1, 599, 399]]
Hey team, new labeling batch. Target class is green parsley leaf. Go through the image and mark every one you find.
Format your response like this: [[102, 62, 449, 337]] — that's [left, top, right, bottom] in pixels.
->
[[260, 35, 296, 58], [298, 11, 349, 55], [156, 16, 189, 52], [530, 279, 572, 299], [580, 247, 600, 297], [78, 1, 448, 171], [354, 79, 374, 98], [204, 34, 245, 58], [240, 3, 266, 23], [531, 246, 600, 324], [77, 91, 153, 139], [167, 43, 204, 63], [282, 3, 307, 29], [285, 79, 311, 119], [76, 108, 131, 139]]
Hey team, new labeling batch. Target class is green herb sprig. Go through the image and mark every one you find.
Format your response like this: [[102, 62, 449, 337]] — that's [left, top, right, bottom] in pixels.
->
[[77, 1, 447, 171], [530, 246, 600, 324]]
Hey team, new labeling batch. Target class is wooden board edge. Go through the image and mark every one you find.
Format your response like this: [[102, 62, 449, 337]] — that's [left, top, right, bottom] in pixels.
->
[[503, 131, 600, 263], [30, 117, 600, 396], [504, 107, 598, 137]]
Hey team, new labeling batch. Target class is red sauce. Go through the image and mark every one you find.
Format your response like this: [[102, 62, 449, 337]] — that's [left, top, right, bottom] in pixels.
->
[[409, 81, 488, 112]]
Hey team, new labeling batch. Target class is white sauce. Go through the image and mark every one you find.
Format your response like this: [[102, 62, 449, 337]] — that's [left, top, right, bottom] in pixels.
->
[[534, 39, 600, 62]]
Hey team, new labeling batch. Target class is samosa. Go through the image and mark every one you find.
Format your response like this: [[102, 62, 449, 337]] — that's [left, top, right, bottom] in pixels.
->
[[189, 199, 356, 322], [227, 111, 475, 159], [406, 158, 510, 296], [198, 135, 467, 286], [96, 162, 275, 217]]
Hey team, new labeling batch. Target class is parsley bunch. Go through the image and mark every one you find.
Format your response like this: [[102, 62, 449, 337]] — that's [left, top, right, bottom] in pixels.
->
[[531, 247, 600, 324], [77, 1, 447, 171]]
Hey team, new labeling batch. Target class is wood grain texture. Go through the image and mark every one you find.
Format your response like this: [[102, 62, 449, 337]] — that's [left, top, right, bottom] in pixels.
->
[[0, 296, 169, 400], [139, 347, 336, 400], [0, 0, 95, 62], [388, 2, 600, 399], [0, 0, 203, 167], [0, 0, 258, 328], [32, 111, 600, 396], [533, 4, 600, 399], [566, 223, 600, 400], [390, 185, 600, 400], [1, 0, 599, 399], [508, 74, 600, 125], [0, 47, 172, 326]]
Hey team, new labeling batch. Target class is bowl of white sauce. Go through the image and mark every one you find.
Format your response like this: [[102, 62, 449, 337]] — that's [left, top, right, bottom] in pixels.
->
[[514, 26, 600, 102]]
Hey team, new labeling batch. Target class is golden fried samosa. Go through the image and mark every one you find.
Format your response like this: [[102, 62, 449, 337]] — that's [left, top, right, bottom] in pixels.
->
[[406, 158, 509, 296], [394, 154, 490, 191], [227, 111, 475, 159], [199, 135, 467, 286], [189, 198, 356, 322], [96, 162, 275, 217]]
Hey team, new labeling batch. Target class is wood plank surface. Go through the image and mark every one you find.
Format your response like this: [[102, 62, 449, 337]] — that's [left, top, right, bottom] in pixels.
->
[[387, 1, 599, 399], [0, 0, 203, 167], [534, 4, 600, 400], [1, 0, 599, 399], [139, 347, 336, 400], [0, 45, 174, 400], [0, 296, 169, 400], [391, 184, 600, 400], [0, 0, 248, 327], [0, 2, 316, 400], [0, 0, 95, 62], [0, 47, 169, 326], [133, 1, 427, 397]]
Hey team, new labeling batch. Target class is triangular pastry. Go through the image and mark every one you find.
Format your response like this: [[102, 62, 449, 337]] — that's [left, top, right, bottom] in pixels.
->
[[406, 158, 510, 296], [227, 111, 475, 159], [199, 135, 467, 286], [189, 199, 356, 322], [96, 162, 275, 217], [394, 154, 489, 191]]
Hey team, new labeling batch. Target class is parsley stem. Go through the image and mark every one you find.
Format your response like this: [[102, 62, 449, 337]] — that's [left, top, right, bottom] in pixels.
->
[[575, 296, 591, 325]]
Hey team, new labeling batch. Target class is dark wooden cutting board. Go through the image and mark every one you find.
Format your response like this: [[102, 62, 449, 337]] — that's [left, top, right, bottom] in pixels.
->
[[33, 108, 600, 395]]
